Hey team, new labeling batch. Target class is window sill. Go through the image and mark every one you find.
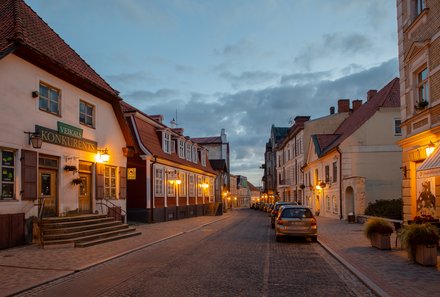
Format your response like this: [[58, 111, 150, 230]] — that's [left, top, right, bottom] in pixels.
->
[[403, 8, 429, 35]]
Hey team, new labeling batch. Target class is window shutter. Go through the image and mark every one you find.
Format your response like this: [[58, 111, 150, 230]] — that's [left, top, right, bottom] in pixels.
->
[[21, 150, 37, 200], [119, 167, 127, 199], [96, 163, 105, 200]]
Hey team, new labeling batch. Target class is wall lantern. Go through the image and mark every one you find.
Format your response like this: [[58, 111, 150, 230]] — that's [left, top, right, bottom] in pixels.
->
[[24, 131, 43, 149], [96, 148, 110, 163], [425, 141, 435, 157]]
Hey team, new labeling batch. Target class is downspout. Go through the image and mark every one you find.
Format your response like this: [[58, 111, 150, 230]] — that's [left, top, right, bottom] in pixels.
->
[[337, 147, 343, 220], [149, 156, 157, 223]]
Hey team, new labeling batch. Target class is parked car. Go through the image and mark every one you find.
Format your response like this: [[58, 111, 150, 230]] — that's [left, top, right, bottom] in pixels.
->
[[270, 201, 299, 228], [274, 205, 317, 242]]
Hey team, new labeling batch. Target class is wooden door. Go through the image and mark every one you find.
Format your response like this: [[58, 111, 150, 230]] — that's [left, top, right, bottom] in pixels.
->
[[78, 172, 92, 213], [39, 169, 57, 217]]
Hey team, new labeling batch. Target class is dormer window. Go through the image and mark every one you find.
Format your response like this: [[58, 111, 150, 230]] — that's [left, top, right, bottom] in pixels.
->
[[186, 143, 192, 161], [192, 146, 198, 163], [163, 131, 171, 154], [178, 139, 185, 158], [201, 150, 206, 167]]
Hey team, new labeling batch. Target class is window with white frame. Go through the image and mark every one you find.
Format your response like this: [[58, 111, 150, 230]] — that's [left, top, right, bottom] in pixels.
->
[[186, 143, 192, 161], [79, 100, 94, 128], [201, 150, 206, 167], [167, 175, 175, 196], [1, 150, 15, 200], [189, 174, 195, 196], [326, 195, 331, 212], [417, 67, 429, 105], [332, 196, 338, 213], [104, 166, 117, 199], [178, 139, 185, 158], [197, 176, 203, 197], [163, 132, 171, 153], [192, 146, 198, 163], [179, 173, 186, 196], [209, 178, 214, 197], [39, 82, 60, 116], [154, 167, 164, 196]]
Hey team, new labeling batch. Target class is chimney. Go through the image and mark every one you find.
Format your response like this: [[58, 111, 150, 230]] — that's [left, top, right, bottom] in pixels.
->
[[294, 116, 310, 124], [367, 90, 377, 101], [221, 128, 227, 142], [337, 99, 350, 113], [352, 99, 363, 112], [330, 106, 335, 115]]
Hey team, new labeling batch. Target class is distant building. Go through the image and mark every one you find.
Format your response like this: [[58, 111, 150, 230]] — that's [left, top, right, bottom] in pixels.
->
[[396, 0, 440, 221], [237, 175, 250, 207]]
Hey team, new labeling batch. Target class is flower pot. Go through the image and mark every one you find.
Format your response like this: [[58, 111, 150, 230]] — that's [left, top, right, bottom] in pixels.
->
[[415, 244, 437, 266], [371, 233, 391, 250]]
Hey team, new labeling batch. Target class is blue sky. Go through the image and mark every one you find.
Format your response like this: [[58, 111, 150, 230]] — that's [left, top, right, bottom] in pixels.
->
[[25, 0, 399, 186]]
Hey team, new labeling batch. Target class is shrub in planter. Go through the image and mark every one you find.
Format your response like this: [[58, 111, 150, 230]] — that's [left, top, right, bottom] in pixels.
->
[[363, 218, 393, 250], [399, 223, 439, 266], [71, 177, 83, 185]]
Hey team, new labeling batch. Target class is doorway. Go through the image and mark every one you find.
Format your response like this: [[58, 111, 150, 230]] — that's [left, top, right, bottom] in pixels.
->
[[39, 168, 57, 217], [345, 186, 355, 216], [78, 161, 93, 214]]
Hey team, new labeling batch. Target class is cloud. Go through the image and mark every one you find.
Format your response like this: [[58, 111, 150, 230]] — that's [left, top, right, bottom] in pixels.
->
[[220, 71, 279, 89], [215, 38, 255, 56], [105, 71, 158, 86], [294, 32, 373, 70], [280, 70, 332, 86]]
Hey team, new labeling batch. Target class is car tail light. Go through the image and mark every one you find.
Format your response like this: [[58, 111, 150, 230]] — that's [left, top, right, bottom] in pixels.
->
[[277, 219, 284, 225], [311, 218, 317, 226]]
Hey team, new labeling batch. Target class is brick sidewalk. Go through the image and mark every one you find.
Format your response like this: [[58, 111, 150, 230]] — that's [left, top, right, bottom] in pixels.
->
[[316, 216, 440, 297], [0, 214, 230, 297]]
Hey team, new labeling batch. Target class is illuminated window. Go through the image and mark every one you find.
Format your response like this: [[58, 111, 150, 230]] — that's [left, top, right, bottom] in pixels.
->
[[104, 166, 117, 199], [154, 167, 164, 196]]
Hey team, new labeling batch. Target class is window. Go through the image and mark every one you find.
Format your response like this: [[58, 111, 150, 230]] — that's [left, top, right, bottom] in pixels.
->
[[188, 174, 195, 196], [332, 196, 338, 213], [326, 196, 331, 212], [79, 100, 94, 127], [417, 67, 429, 104], [325, 165, 330, 183], [154, 167, 164, 196], [415, 0, 425, 16], [39, 83, 60, 115], [178, 140, 185, 158], [104, 166, 117, 199], [186, 143, 192, 161], [1, 150, 15, 199], [192, 146, 198, 163], [201, 150, 206, 167], [394, 119, 402, 135], [314, 169, 318, 185], [163, 132, 171, 153], [179, 173, 186, 196], [197, 176, 203, 197], [332, 162, 337, 183], [167, 175, 175, 196]]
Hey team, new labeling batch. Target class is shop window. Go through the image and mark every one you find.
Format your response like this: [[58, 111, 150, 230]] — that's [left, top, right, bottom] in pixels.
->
[[1, 150, 15, 199], [104, 166, 117, 199], [39, 83, 60, 116], [197, 176, 203, 197], [179, 173, 186, 196], [79, 100, 95, 128], [188, 174, 195, 196]]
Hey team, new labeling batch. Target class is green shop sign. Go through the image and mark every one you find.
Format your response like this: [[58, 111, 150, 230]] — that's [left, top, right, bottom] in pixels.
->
[[57, 121, 83, 138], [36, 125, 97, 153]]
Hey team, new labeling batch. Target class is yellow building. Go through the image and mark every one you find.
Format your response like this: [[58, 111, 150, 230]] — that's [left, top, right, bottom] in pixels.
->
[[397, 0, 440, 222]]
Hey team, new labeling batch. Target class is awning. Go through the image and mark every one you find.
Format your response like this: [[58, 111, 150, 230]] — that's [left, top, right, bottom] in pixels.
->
[[417, 146, 440, 178]]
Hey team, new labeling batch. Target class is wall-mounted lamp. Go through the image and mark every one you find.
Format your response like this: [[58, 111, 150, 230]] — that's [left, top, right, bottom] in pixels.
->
[[96, 148, 110, 163], [425, 141, 435, 157], [24, 131, 43, 149], [32, 91, 39, 98]]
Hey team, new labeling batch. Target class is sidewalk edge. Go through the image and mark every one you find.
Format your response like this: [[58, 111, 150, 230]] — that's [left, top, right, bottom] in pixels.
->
[[318, 239, 391, 297]]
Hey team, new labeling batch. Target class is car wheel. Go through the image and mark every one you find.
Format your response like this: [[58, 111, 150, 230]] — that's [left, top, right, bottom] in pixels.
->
[[275, 235, 282, 242], [311, 236, 318, 242]]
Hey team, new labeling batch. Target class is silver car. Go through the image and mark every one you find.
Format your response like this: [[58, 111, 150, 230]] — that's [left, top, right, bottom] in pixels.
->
[[275, 205, 317, 242]]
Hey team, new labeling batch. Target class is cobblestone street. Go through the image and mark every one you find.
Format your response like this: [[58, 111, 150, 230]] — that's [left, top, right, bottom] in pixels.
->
[[15, 210, 374, 297]]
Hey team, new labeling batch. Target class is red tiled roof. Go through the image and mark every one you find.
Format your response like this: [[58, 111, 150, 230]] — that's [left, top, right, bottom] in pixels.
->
[[192, 136, 222, 144], [247, 181, 259, 191], [123, 103, 216, 175], [316, 78, 400, 156], [0, 0, 118, 97]]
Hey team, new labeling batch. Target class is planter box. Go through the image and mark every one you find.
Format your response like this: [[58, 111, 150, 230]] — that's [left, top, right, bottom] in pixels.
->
[[371, 233, 391, 250], [415, 244, 438, 266]]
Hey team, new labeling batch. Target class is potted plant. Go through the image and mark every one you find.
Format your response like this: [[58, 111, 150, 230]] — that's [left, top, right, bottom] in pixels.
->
[[64, 165, 78, 173], [415, 100, 429, 110], [71, 177, 83, 185], [399, 223, 439, 266], [363, 218, 393, 250], [299, 184, 306, 190]]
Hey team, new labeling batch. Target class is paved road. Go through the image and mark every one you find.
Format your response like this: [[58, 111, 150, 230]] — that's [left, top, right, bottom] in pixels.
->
[[17, 209, 375, 297]]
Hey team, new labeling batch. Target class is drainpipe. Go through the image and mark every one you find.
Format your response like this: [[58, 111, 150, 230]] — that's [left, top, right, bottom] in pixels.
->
[[337, 147, 343, 220], [149, 156, 157, 223]]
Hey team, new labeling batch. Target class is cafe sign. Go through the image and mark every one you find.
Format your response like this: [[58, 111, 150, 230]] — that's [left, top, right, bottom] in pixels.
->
[[36, 125, 97, 153], [58, 121, 83, 138]]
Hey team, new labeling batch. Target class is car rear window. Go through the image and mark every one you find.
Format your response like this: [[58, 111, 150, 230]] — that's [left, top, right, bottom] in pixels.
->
[[281, 208, 313, 218]]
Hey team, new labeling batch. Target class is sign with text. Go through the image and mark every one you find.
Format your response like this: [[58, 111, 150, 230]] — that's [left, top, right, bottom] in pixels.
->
[[127, 168, 136, 180], [36, 125, 97, 153], [57, 121, 83, 139]]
